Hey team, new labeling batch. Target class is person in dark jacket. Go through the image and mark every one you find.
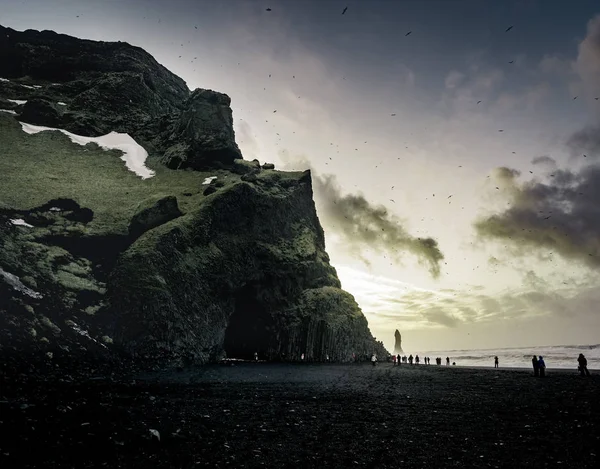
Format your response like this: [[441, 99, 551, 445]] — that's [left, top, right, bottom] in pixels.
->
[[578, 353, 591, 376], [532, 355, 539, 377], [494, 356, 499, 368], [538, 356, 546, 377]]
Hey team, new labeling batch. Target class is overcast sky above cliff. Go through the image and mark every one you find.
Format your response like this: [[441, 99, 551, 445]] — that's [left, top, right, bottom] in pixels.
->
[[3, 0, 600, 353]]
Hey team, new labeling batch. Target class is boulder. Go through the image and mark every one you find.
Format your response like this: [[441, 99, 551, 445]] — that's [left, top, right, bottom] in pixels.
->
[[232, 158, 261, 175], [262, 163, 275, 170], [19, 98, 61, 126], [203, 185, 217, 196], [128, 195, 182, 239]]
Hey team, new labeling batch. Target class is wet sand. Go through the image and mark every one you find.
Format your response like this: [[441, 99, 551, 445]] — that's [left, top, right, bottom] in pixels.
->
[[1, 362, 598, 468]]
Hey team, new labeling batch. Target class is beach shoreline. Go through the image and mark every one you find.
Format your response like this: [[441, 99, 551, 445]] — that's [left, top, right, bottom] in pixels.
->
[[1, 362, 598, 468]]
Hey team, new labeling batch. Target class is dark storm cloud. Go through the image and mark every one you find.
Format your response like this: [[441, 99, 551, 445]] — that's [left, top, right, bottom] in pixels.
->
[[474, 163, 600, 268], [420, 307, 460, 328], [313, 174, 445, 278], [566, 126, 600, 159], [278, 151, 445, 278]]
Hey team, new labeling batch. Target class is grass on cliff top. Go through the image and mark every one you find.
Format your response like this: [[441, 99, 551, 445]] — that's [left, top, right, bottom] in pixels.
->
[[0, 115, 248, 235]]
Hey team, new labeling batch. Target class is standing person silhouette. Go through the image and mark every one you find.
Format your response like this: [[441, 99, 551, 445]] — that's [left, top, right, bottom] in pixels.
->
[[538, 356, 546, 377], [578, 353, 591, 376], [494, 356, 499, 368], [446, 357, 450, 366], [532, 355, 539, 377]]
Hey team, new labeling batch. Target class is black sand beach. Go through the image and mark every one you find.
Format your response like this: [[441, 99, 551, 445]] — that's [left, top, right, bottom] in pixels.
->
[[1, 363, 599, 468]]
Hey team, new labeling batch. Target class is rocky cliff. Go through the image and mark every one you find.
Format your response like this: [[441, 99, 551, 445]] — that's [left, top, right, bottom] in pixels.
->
[[0, 25, 387, 373]]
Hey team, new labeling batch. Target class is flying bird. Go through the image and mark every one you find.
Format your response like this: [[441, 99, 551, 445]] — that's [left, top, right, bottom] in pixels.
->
[[498, 129, 504, 132], [405, 31, 412, 36], [595, 97, 599, 100], [342, 6, 348, 15], [544, 216, 551, 220], [508, 60, 514, 64], [266, 8, 272, 11], [505, 26, 513, 32], [477, 100, 482, 104], [391, 113, 396, 116], [573, 96, 578, 100]]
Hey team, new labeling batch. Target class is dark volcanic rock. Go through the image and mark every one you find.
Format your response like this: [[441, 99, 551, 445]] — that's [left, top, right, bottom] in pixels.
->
[[128, 195, 182, 240], [394, 329, 404, 355], [0, 25, 188, 108], [110, 173, 385, 364], [0, 25, 388, 375], [160, 89, 242, 170], [232, 158, 261, 175], [20, 98, 62, 126], [0, 25, 242, 168], [203, 185, 218, 196]]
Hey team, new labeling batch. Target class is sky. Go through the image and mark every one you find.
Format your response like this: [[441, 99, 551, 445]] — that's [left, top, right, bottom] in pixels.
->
[[2, 0, 600, 353]]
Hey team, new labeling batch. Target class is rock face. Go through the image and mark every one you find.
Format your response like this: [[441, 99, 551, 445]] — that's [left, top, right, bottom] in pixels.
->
[[0, 25, 387, 372], [394, 329, 404, 355], [160, 90, 242, 170]]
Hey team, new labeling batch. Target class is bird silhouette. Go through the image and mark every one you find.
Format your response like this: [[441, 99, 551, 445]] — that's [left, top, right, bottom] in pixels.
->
[[405, 31, 412, 36], [477, 100, 482, 104], [266, 8, 272, 11], [391, 113, 396, 116], [342, 6, 348, 15], [574, 96, 578, 100], [505, 26, 513, 32], [508, 60, 514, 64]]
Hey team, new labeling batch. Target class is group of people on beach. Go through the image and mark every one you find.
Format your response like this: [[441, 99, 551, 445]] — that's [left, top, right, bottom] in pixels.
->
[[529, 354, 591, 377], [389, 354, 453, 366], [531, 355, 546, 377]]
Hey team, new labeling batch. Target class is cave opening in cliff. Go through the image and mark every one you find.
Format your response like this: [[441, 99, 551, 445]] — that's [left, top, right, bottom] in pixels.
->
[[223, 284, 275, 360]]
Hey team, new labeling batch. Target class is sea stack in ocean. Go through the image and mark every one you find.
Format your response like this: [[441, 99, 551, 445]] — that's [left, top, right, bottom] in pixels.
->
[[0, 25, 388, 374], [394, 329, 404, 354]]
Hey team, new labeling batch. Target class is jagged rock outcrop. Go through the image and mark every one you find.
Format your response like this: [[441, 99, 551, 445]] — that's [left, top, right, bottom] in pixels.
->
[[0, 25, 387, 373], [160, 89, 242, 170], [394, 329, 404, 355]]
